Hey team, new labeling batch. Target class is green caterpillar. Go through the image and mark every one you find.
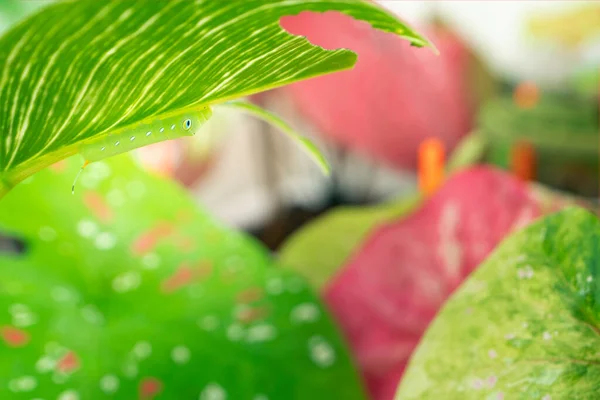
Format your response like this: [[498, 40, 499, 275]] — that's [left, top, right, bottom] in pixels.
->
[[72, 106, 212, 193]]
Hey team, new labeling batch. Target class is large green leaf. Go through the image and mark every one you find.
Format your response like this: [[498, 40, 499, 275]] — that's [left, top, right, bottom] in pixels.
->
[[0, 155, 366, 399], [278, 195, 421, 289], [0, 0, 433, 197], [396, 207, 600, 399]]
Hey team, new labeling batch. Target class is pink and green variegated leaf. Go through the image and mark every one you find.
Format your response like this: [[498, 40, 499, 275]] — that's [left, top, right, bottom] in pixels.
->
[[0, 155, 366, 400]]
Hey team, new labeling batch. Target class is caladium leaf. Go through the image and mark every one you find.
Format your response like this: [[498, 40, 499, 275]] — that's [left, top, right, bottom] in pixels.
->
[[0, 0, 433, 198], [268, 11, 468, 172], [396, 207, 600, 399], [0, 155, 366, 399]]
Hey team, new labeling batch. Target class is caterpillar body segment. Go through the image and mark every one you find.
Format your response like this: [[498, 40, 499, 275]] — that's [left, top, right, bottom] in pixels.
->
[[72, 106, 212, 194], [80, 106, 213, 162]]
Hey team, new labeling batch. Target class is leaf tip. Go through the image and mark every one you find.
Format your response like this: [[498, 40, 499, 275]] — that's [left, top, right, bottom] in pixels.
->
[[408, 35, 439, 55]]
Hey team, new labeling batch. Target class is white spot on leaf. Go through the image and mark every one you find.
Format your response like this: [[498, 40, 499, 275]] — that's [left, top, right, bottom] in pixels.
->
[[8, 376, 37, 392], [51, 286, 77, 303], [100, 374, 119, 394], [35, 356, 55, 373], [141, 253, 160, 269], [133, 341, 152, 359], [106, 189, 125, 207], [437, 202, 462, 280], [88, 162, 111, 181], [198, 316, 219, 331], [95, 232, 117, 250], [77, 219, 98, 238], [265, 277, 283, 295], [226, 324, 244, 341], [171, 346, 191, 364], [38, 226, 57, 241], [10, 303, 37, 327], [112, 272, 141, 293], [290, 303, 320, 324], [308, 336, 335, 368], [81, 304, 105, 325], [57, 390, 80, 400], [517, 265, 534, 280], [246, 324, 276, 343], [122, 361, 138, 378], [199, 383, 226, 400]]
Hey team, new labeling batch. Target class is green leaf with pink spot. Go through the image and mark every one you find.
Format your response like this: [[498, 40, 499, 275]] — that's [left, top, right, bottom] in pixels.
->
[[396, 207, 600, 399], [0, 155, 366, 400]]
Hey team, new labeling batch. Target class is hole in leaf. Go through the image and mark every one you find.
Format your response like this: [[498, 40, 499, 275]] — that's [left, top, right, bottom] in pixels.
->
[[0, 232, 27, 255], [279, 11, 370, 52]]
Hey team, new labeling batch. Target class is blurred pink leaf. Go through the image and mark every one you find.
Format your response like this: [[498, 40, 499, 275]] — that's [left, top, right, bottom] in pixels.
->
[[270, 11, 473, 170]]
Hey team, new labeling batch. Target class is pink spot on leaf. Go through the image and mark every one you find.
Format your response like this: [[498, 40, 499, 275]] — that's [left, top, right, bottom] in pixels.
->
[[139, 377, 163, 399], [50, 160, 67, 172], [84, 192, 113, 223], [161, 261, 213, 293], [237, 306, 269, 323], [131, 222, 174, 256], [161, 265, 194, 293], [57, 351, 80, 373], [1, 326, 29, 347], [236, 287, 264, 304]]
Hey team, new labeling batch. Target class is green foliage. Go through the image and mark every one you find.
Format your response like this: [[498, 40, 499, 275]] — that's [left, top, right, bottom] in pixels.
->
[[396, 207, 600, 399], [571, 68, 599, 98], [479, 95, 598, 156], [446, 131, 487, 174], [278, 196, 421, 289], [479, 94, 599, 197], [0, 0, 433, 196], [0, 155, 366, 399]]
